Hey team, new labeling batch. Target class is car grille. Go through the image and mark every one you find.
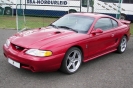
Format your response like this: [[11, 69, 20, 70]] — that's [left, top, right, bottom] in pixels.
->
[[11, 43, 25, 51]]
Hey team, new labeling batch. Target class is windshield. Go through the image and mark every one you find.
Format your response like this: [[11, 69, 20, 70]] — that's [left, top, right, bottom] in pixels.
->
[[51, 14, 94, 33]]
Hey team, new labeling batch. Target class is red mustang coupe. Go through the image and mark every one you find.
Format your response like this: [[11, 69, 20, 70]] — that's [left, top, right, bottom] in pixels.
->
[[3, 13, 131, 74]]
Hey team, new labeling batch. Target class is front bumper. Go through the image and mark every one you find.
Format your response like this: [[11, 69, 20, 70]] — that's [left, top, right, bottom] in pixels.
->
[[3, 45, 65, 72]]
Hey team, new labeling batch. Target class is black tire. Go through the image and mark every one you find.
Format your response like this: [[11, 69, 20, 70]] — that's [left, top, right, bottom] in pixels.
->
[[60, 47, 82, 74], [69, 10, 77, 13], [0, 7, 4, 15], [117, 36, 127, 53], [4, 7, 12, 15], [120, 14, 126, 20]]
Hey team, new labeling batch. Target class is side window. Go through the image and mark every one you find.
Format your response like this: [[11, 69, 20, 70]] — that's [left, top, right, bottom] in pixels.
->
[[82, 0, 87, 7], [95, 18, 113, 31], [111, 19, 118, 28]]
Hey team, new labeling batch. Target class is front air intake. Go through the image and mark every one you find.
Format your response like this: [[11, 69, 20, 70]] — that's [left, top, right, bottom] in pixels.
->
[[11, 43, 25, 51]]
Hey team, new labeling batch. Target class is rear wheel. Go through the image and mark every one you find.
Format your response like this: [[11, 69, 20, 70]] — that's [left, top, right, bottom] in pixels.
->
[[117, 36, 127, 53], [4, 7, 12, 15], [120, 14, 126, 20], [60, 47, 82, 74]]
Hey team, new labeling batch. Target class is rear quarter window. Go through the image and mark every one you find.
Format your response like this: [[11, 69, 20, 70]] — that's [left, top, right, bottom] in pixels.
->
[[111, 19, 118, 28]]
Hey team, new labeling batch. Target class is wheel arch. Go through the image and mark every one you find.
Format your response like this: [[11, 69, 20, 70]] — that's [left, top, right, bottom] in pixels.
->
[[123, 34, 128, 40], [4, 6, 12, 9], [66, 45, 84, 61], [121, 13, 126, 16], [117, 34, 128, 46], [119, 34, 128, 43], [69, 9, 77, 13], [120, 13, 127, 20]]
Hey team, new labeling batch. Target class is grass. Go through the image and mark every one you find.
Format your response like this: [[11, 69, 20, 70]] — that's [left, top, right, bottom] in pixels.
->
[[130, 23, 133, 35], [0, 16, 17, 29], [0, 15, 133, 34], [0, 15, 57, 29]]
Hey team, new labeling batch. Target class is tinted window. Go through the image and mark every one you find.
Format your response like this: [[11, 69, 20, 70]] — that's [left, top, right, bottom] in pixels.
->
[[95, 18, 113, 30], [111, 19, 118, 28]]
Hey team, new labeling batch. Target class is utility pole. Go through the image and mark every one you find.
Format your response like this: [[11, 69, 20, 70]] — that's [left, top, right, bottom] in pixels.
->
[[116, 0, 123, 19], [87, 0, 90, 12]]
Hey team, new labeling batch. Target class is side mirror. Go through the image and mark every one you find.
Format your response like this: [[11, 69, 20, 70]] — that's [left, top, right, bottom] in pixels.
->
[[91, 28, 103, 34]]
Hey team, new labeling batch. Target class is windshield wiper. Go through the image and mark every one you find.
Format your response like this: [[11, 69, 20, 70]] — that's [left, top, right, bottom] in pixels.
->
[[49, 24, 58, 28], [58, 26, 78, 33]]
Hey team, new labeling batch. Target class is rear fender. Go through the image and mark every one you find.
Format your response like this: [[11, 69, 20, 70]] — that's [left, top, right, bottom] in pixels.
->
[[119, 20, 131, 40]]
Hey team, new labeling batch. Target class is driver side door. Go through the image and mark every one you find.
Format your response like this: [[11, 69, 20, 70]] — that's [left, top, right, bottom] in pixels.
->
[[86, 17, 117, 59]]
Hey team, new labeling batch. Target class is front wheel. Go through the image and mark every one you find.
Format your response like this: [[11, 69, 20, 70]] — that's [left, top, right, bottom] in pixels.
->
[[117, 36, 127, 53], [60, 47, 82, 74]]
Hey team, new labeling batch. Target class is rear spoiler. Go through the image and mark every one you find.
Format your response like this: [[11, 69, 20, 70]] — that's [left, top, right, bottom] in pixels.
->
[[119, 20, 131, 25]]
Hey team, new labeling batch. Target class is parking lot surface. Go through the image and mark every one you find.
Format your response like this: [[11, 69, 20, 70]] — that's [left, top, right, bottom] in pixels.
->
[[0, 29, 133, 88]]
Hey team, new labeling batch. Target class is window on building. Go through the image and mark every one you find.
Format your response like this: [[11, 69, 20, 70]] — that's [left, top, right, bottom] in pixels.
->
[[82, 0, 94, 7], [82, 0, 87, 7]]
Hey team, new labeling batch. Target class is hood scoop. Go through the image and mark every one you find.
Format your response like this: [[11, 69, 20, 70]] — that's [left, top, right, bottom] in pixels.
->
[[54, 31, 61, 34]]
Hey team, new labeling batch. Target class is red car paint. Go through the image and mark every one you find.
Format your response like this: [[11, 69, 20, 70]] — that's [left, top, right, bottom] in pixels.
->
[[3, 13, 130, 72]]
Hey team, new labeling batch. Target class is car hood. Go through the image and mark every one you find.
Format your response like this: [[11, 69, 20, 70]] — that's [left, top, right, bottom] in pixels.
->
[[10, 27, 77, 49]]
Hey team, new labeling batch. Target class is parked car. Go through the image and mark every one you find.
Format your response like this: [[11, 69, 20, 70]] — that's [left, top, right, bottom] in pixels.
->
[[3, 13, 131, 74]]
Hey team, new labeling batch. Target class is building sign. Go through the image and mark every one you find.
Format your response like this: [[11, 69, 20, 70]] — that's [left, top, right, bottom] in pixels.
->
[[27, 0, 68, 5]]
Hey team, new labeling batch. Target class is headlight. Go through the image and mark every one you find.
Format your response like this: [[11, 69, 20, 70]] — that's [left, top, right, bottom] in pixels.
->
[[5, 39, 10, 47], [25, 49, 52, 57]]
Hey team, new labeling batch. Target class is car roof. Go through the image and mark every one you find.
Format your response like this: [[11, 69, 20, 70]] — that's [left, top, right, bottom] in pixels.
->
[[70, 12, 112, 19]]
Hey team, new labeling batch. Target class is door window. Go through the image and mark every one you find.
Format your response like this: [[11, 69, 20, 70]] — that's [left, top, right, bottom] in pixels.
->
[[111, 19, 118, 28], [95, 18, 113, 31]]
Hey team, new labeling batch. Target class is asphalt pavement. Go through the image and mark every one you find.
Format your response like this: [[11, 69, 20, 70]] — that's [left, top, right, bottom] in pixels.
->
[[0, 29, 133, 88]]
